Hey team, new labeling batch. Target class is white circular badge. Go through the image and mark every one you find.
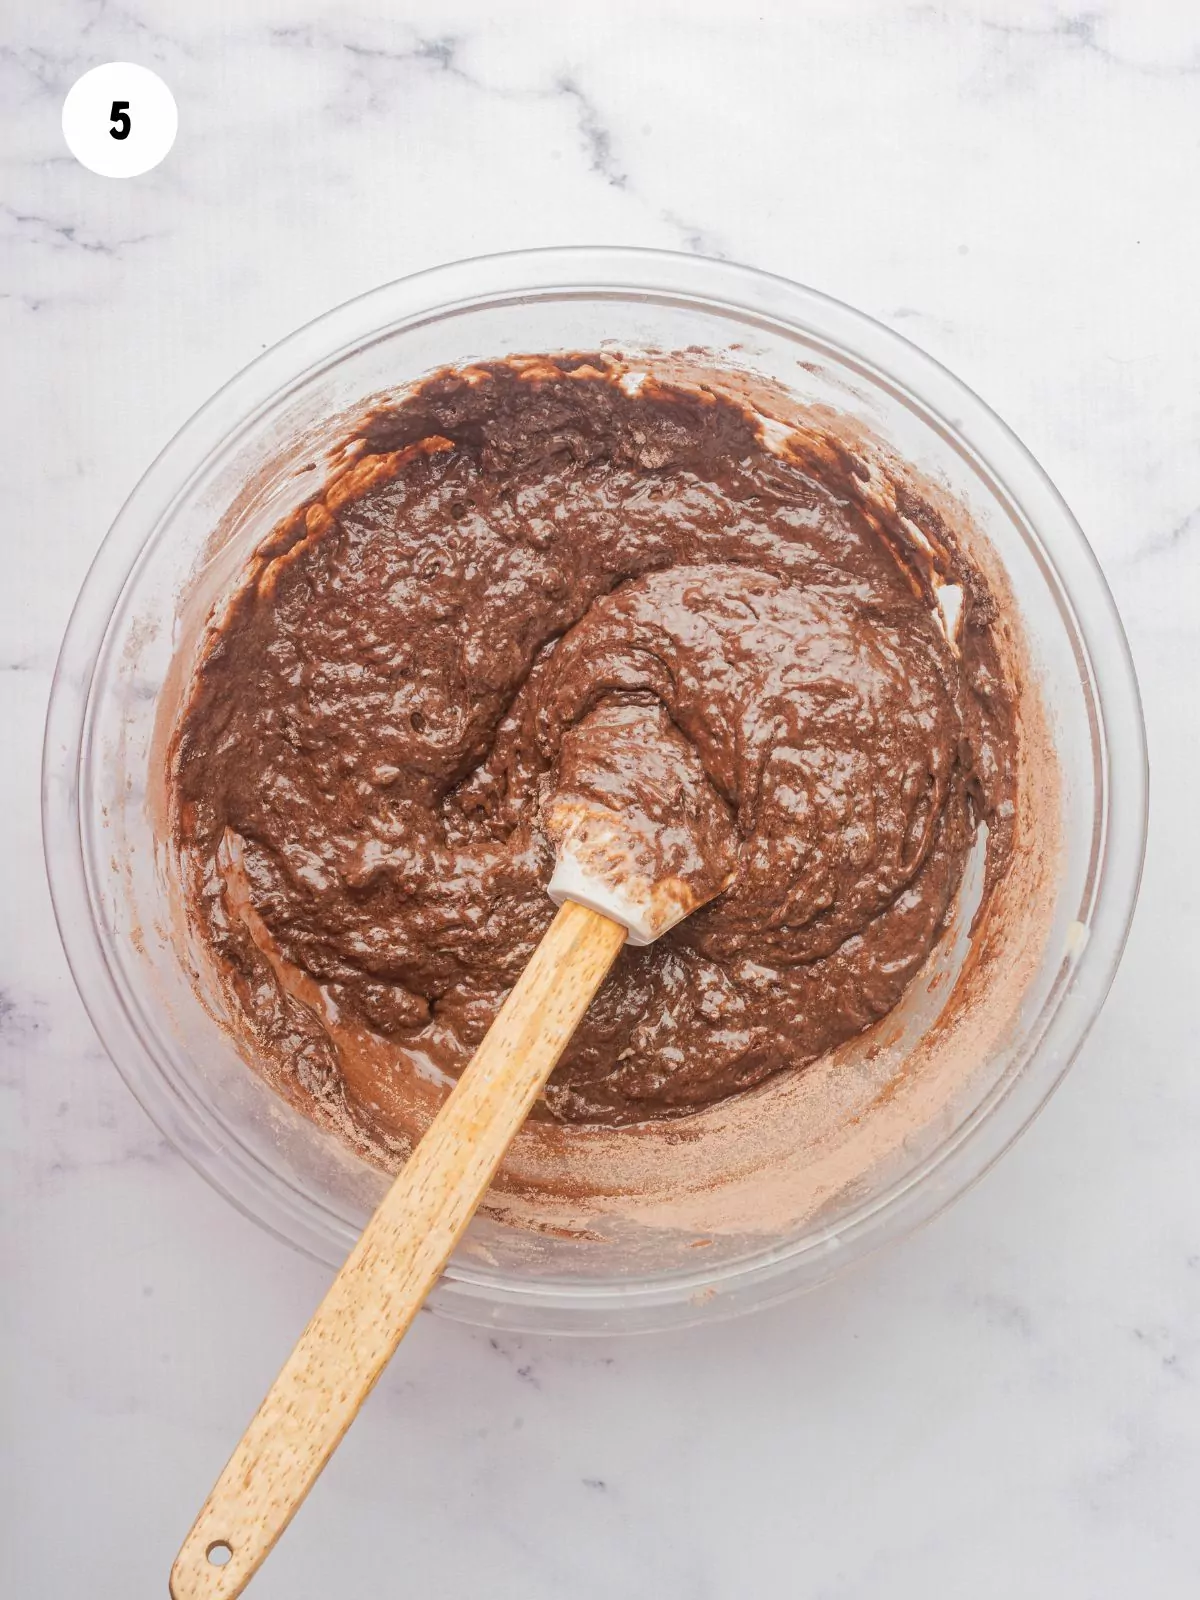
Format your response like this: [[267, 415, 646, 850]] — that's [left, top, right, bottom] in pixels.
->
[[62, 62, 177, 178]]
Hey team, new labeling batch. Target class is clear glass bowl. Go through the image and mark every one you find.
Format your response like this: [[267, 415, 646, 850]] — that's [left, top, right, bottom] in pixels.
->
[[42, 248, 1147, 1333]]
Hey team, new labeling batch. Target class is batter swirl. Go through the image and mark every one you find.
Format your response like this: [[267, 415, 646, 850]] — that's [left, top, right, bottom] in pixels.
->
[[172, 358, 1015, 1134]]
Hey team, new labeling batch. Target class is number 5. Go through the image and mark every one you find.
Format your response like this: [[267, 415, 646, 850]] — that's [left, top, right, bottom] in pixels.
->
[[109, 100, 131, 140]]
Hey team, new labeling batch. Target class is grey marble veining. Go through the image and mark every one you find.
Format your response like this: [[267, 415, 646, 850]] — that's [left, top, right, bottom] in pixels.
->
[[3, 3, 1197, 1596]]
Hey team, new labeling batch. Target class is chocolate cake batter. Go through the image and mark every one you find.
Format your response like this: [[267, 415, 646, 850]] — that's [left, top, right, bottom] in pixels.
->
[[171, 357, 1016, 1139]]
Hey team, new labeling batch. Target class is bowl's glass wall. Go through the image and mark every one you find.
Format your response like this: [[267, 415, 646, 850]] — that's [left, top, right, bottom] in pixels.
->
[[44, 252, 1145, 1331]]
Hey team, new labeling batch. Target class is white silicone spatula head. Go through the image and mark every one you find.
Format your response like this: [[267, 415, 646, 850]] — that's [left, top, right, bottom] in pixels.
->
[[547, 809, 712, 944], [543, 697, 738, 944]]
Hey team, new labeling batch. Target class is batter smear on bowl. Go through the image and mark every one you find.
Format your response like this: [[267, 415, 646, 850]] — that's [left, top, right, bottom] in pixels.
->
[[170, 357, 1017, 1145]]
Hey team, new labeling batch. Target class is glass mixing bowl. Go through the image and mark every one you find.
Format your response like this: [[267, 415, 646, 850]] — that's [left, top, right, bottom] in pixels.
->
[[43, 248, 1147, 1333]]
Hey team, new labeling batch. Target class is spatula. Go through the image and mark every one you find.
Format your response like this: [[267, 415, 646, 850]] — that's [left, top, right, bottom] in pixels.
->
[[170, 784, 728, 1599]]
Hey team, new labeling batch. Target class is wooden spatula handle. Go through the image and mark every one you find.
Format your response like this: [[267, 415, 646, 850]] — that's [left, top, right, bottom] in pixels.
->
[[170, 900, 626, 1600]]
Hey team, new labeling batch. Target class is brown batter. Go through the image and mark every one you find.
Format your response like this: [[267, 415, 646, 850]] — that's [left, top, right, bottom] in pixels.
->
[[171, 356, 1016, 1143]]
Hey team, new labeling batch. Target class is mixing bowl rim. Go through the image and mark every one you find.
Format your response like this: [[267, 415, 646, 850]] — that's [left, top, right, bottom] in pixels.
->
[[41, 245, 1148, 1332]]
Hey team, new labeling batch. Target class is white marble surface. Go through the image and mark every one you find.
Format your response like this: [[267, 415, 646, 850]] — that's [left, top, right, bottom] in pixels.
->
[[3, 2, 1197, 1594]]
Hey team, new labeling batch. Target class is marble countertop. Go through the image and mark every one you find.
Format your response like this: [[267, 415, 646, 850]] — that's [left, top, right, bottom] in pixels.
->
[[3, 3, 1197, 1594]]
